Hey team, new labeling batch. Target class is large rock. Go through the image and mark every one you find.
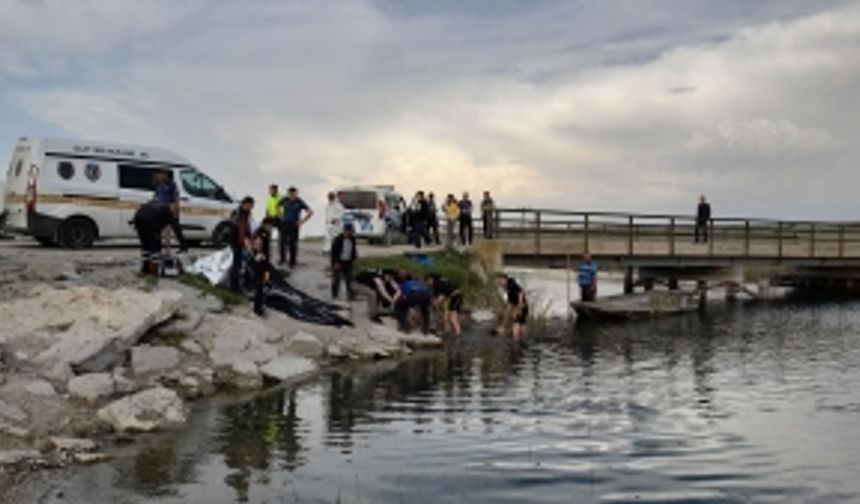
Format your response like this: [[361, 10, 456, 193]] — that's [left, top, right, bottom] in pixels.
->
[[50, 437, 97, 453], [24, 379, 56, 397], [0, 449, 42, 467], [0, 399, 27, 423], [131, 345, 182, 375], [0, 286, 182, 374], [260, 356, 317, 382], [68, 373, 116, 402], [97, 387, 187, 432], [214, 359, 263, 389], [0, 420, 29, 438], [285, 331, 325, 358]]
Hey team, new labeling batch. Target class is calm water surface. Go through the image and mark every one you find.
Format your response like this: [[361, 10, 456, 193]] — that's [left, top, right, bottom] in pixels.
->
[[36, 299, 860, 503]]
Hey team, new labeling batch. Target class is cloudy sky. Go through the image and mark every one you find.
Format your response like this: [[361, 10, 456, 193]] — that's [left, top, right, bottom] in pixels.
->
[[1, 0, 858, 230]]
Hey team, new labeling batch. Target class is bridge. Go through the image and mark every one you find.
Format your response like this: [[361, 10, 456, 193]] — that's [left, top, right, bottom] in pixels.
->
[[477, 208, 860, 295]]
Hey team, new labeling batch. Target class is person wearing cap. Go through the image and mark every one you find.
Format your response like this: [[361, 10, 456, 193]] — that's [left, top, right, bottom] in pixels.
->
[[323, 191, 345, 255], [330, 222, 358, 300], [278, 186, 314, 267]]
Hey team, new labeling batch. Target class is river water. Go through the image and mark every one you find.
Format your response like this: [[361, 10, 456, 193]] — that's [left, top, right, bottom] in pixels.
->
[[30, 296, 860, 504]]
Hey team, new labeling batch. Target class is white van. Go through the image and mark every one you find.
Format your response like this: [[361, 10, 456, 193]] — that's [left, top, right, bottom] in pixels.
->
[[3, 136, 235, 248], [336, 185, 406, 244]]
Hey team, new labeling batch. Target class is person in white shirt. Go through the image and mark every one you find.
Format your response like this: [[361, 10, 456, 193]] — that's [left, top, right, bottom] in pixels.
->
[[323, 191, 345, 254]]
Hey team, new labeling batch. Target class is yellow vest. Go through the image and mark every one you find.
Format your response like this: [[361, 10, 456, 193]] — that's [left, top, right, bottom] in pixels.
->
[[266, 196, 282, 218]]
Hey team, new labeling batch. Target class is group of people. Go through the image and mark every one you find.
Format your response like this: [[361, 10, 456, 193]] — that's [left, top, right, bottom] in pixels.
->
[[402, 190, 496, 249]]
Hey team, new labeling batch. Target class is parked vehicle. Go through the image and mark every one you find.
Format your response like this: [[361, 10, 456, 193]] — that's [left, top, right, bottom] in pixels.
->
[[3, 136, 235, 248], [336, 185, 406, 245]]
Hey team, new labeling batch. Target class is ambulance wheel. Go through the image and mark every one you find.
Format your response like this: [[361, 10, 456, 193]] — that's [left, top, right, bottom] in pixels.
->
[[60, 217, 97, 249], [211, 222, 232, 248]]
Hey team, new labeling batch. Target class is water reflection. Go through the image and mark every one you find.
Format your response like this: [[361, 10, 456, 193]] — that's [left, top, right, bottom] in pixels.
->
[[38, 301, 860, 503]]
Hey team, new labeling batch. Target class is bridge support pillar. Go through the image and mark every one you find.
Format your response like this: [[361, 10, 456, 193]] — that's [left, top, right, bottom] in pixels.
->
[[624, 267, 634, 294], [668, 278, 679, 291], [643, 278, 655, 292], [697, 280, 708, 307]]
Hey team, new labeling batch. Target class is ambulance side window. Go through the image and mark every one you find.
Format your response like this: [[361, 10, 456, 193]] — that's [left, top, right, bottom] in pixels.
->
[[119, 165, 168, 191], [179, 169, 218, 201]]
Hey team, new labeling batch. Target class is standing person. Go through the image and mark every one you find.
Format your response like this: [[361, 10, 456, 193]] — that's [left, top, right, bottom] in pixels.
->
[[426, 273, 463, 337], [481, 190, 495, 239], [323, 192, 345, 255], [229, 196, 255, 292], [410, 191, 430, 249], [152, 170, 186, 250], [279, 186, 314, 267], [695, 195, 711, 243], [395, 270, 432, 334], [444, 194, 460, 247], [264, 184, 282, 260], [496, 273, 528, 340], [133, 200, 178, 276], [458, 192, 474, 246], [577, 253, 599, 302], [330, 223, 358, 300], [427, 192, 441, 245]]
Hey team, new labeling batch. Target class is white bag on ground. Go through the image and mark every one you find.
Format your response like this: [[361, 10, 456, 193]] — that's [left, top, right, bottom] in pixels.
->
[[188, 247, 233, 286]]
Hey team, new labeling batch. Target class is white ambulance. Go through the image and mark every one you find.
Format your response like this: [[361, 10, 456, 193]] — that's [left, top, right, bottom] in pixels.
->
[[3, 136, 236, 248], [336, 185, 407, 244]]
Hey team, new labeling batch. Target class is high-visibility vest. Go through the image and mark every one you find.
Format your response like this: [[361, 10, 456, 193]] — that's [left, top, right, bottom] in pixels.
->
[[266, 196, 282, 218]]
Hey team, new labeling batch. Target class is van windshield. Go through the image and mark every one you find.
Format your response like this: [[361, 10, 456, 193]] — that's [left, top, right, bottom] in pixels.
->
[[339, 191, 377, 209]]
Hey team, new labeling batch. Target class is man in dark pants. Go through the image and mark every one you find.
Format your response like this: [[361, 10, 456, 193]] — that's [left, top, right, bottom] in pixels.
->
[[395, 270, 432, 334], [330, 223, 358, 300], [279, 186, 314, 267], [577, 253, 599, 302], [152, 170, 187, 251], [229, 196, 255, 292], [410, 191, 430, 249], [427, 192, 441, 245], [133, 200, 178, 276], [458, 191, 474, 246], [695, 195, 711, 243], [481, 190, 495, 239]]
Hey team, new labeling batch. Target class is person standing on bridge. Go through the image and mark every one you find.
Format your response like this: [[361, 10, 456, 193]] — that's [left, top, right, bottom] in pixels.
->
[[695, 195, 711, 243], [459, 192, 474, 246], [577, 253, 599, 302], [481, 190, 495, 239]]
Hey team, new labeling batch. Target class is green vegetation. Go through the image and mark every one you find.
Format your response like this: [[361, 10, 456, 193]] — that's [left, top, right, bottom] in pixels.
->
[[356, 249, 493, 303], [178, 274, 245, 309]]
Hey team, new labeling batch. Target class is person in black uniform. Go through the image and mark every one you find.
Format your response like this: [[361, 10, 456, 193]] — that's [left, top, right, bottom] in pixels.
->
[[496, 273, 528, 340], [133, 200, 186, 276], [695, 194, 711, 243], [248, 232, 273, 317], [229, 196, 255, 292], [425, 273, 463, 336], [330, 223, 358, 300], [353, 268, 401, 323]]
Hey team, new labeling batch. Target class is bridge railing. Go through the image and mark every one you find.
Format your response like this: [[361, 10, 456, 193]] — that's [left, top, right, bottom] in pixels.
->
[[491, 208, 860, 259]]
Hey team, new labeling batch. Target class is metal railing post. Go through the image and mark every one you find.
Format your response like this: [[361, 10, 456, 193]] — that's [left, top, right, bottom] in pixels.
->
[[709, 219, 715, 256], [669, 217, 676, 256], [777, 221, 783, 259], [535, 211, 542, 254], [628, 215, 634, 255], [744, 220, 751, 256], [584, 213, 590, 254]]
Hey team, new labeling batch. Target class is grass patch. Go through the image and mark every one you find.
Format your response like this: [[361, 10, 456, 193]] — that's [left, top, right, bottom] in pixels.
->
[[177, 274, 245, 308], [153, 330, 189, 347], [356, 248, 494, 303]]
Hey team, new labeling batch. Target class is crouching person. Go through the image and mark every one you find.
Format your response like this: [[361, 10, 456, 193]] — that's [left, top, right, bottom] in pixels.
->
[[133, 200, 182, 276], [330, 223, 358, 300], [395, 270, 431, 334], [353, 268, 401, 324], [496, 273, 528, 340], [249, 232, 273, 317], [426, 273, 463, 337]]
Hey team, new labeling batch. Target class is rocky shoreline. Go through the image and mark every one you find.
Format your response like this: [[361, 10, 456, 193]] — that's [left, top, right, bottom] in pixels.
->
[[0, 243, 479, 496]]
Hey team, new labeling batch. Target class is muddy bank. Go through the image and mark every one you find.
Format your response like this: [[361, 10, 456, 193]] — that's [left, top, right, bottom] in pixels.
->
[[0, 240, 481, 499]]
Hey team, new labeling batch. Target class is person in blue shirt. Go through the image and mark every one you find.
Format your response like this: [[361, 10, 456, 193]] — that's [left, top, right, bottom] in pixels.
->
[[278, 186, 314, 267], [151, 170, 186, 251], [458, 192, 474, 246], [395, 269, 431, 334], [577, 253, 599, 302]]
